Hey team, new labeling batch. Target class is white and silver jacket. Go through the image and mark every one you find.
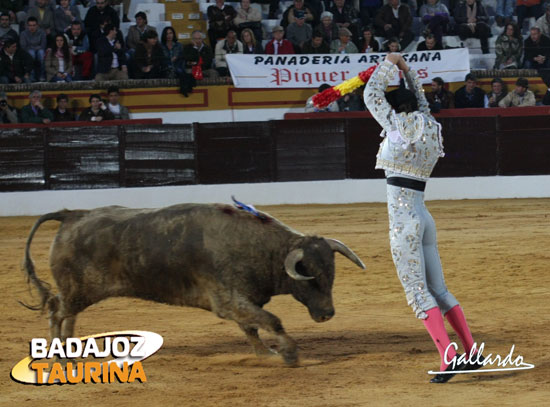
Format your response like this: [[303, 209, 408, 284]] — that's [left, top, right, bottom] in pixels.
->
[[364, 60, 444, 181]]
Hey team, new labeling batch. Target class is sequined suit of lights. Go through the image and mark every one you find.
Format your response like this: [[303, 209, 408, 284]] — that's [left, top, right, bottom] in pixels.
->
[[364, 60, 459, 319]]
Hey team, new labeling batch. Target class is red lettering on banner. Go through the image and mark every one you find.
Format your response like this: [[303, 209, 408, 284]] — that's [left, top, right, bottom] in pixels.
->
[[315, 72, 327, 82], [271, 68, 291, 85], [417, 68, 428, 79], [272, 68, 351, 86]]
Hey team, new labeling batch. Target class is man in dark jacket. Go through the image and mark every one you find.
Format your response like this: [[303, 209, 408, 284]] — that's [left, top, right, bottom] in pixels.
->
[[84, 0, 119, 34], [454, 73, 485, 108], [301, 31, 330, 53], [454, 0, 491, 53], [21, 90, 54, 124], [416, 33, 443, 51], [0, 38, 32, 84], [182, 30, 218, 78], [79, 93, 115, 121], [0, 91, 18, 123], [374, 0, 414, 51], [425, 76, 454, 112], [95, 23, 128, 81], [523, 26, 550, 69], [65, 21, 93, 80], [207, 0, 236, 48], [53, 94, 75, 122], [0, 12, 18, 47]]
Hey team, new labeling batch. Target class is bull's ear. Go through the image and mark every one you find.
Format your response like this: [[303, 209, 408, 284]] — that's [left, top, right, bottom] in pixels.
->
[[284, 249, 315, 280], [324, 239, 366, 269]]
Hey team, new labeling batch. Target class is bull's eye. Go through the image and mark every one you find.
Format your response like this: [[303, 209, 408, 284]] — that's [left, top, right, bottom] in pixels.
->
[[296, 261, 312, 278]]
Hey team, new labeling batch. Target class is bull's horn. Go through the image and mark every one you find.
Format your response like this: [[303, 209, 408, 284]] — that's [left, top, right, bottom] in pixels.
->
[[284, 249, 314, 281], [325, 239, 366, 269]]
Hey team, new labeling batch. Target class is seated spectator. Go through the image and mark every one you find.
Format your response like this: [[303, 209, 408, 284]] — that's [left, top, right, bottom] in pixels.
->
[[305, 83, 339, 112], [517, 0, 543, 32], [95, 23, 128, 81], [498, 77, 536, 107], [207, 0, 237, 48], [79, 93, 115, 121], [383, 36, 401, 52], [65, 21, 93, 80], [0, 1, 26, 26], [484, 77, 507, 107], [20, 17, 47, 81], [494, 23, 523, 69], [330, 27, 358, 53], [454, 73, 485, 108], [84, 0, 119, 35], [281, 0, 315, 29], [329, 0, 361, 42], [21, 90, 53, 124], [134, 30, 167, 79], [337, 91, 364, 111], [495, 0, 515, 27], [45, 34, 73, 82], [161, 26, 184, 78], [416, 33, 443, 51], [182, 30, 219, 78], [0, 91, 18, 123], [214, 29, 242, 77], [0, 12, 18, 47], [28, 0, 54, 37], [315, 11, 339, 45], [52, 93, 75, 121], [419, 0, 449, 44], [89, 15, 124, 54], [0, 38, 32, 83], [240, 27, 263, 54], [426, 76, 454, 112], [302, 31, 330, 53], [265, 25, 295, 54], [359, 26, 379, 52], [233, 0, 262, 42], [454, 0, 491, 54], [541, 72, 550, 104], [126, 11, 157, 57], [360, 0, 382, 28], [106, 85, 130, 119], [374, 0, 414, 51], [287, 10, 312, 53], [54, 0, 81, 35], [523, 25, 550, 69], [535, 3, 550, 37]]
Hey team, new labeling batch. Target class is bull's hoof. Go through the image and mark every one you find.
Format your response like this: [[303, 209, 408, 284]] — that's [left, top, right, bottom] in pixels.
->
[[254, 346, 278, 358], [282, 351, 300, 367]]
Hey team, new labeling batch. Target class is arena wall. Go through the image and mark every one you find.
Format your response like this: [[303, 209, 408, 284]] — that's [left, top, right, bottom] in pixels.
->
[[1, 111, 549, 215]]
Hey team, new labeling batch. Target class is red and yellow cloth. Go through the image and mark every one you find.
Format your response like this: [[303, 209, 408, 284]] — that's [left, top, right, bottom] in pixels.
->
[[312, 65, 377, 109]]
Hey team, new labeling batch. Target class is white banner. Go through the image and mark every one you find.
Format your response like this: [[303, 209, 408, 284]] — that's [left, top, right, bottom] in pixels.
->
[[227, 49, 470, 88]]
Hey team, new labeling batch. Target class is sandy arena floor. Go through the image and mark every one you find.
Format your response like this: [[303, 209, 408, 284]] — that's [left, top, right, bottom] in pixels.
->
[[0, 199, 549, 406]]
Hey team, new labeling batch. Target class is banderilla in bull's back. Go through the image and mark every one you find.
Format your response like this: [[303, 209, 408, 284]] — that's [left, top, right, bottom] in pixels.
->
[[21, 202, 365, 366]]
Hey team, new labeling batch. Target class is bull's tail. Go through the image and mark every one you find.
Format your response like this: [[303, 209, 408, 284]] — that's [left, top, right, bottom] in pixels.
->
[[20, 210, 69, 313]]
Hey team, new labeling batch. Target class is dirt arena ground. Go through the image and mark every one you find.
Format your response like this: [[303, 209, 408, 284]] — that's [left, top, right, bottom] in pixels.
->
[[0, 198, 549, 406]]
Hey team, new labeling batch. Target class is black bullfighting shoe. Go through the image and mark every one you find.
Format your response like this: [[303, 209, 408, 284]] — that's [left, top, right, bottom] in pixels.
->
[[430, 356, 464, 384], [461, 354, 485, 372]]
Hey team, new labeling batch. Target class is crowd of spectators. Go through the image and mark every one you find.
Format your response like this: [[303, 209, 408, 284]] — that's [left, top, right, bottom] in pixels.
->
[[305, 72, 547, 113], [0, 85, 130, 124], [1, 0, 550, 84], [198, 0, 550, 77]]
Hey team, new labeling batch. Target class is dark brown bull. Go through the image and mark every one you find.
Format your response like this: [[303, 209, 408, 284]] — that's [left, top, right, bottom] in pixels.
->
[[22, 203, 365, 365]]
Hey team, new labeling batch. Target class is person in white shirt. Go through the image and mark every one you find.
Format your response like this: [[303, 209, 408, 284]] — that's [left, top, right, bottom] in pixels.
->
[[107, 85, 130, 120]]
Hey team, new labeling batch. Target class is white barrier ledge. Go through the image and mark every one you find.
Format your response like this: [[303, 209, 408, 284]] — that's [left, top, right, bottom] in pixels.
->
[[1, 175, 550, 216]]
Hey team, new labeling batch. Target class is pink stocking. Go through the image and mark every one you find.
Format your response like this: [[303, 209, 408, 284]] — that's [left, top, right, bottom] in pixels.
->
[[445, 305, 475, 358], [422, 307, 457, 370]]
